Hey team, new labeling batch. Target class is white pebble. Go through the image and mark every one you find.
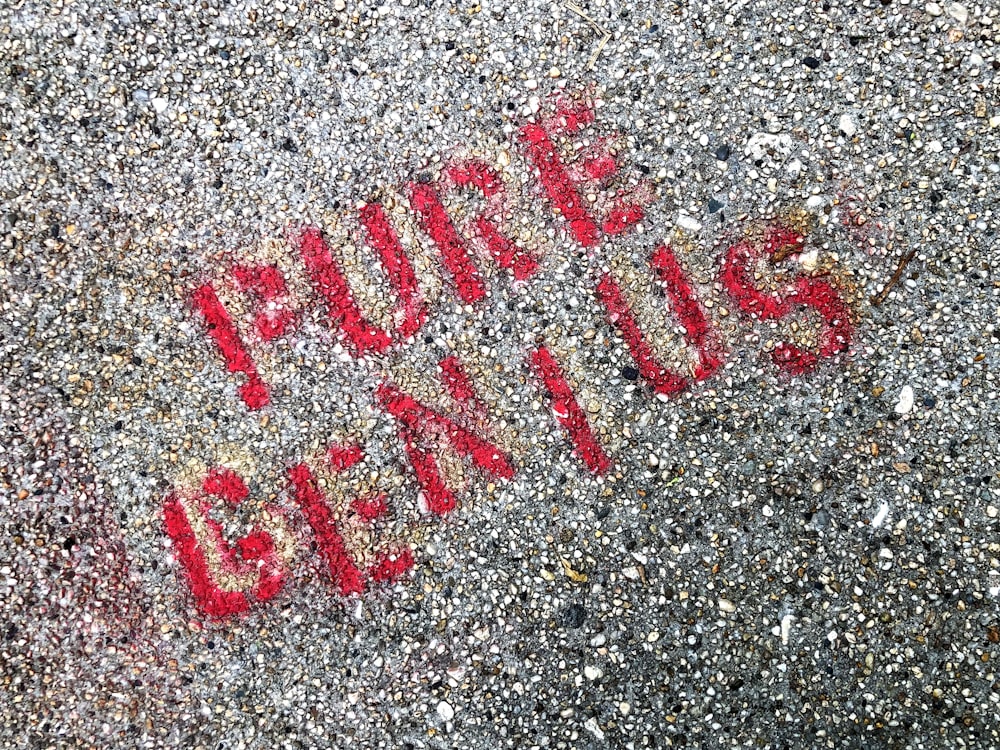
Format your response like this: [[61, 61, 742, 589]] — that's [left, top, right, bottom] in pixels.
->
[[676, 213, 702, 232], [946, 2, 968, 23], [436, 701, 455, 721], [333, 0, 346, 10], [718, 598, 735, 613], [584, 717, 605, 740], [584, 665, 603, 680], [926, 2, 943, 16], [780, 614, 794, 645], [151, 97, 168, 114], [838, 113, 857, 137], [894, 385, 914, 415], [872, 502, 890, 528], [797, 248, 819, 271]]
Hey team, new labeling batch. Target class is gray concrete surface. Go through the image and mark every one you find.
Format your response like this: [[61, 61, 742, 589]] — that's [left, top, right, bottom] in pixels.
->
[[1, 1, 998, 748]]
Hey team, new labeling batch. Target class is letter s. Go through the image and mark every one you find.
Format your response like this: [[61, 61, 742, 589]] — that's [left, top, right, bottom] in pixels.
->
[[720, 223, 852, 374]]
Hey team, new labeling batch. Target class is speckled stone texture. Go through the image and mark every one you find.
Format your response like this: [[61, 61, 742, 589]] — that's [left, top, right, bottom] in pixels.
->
[[2, 1, 998, 748]]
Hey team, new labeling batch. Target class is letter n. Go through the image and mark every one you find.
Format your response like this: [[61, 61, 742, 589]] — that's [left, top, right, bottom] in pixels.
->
[[375, 375, 515, 515]]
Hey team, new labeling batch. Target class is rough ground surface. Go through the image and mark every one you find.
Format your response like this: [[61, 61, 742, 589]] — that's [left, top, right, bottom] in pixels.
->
[[1, 1, 999, 748]]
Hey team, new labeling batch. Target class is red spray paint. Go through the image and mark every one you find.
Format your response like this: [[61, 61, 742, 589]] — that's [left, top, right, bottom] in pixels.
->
[[720, 224, 852, 374], [175, 91, 862, 621], [162, 467, 286, 618], [375, 378, 515, 514], [446, 161, 540, 282], [297, 209, 427, 357], [288, 453, 414, 596], [231, 263, 297, 341], [518, 100, 646, 247], [409, 181, 488, 304], [191, 283, 271, 409], [595, 274, 688, 397], [528, 345, 612, 475], [651, 245, 724, 381]]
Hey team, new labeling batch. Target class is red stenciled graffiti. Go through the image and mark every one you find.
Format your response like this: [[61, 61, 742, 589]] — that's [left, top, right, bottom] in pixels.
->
[[375, 380, 516, 514], [175, 92, 860, 619], [162, 467, 286, 618], [288, 456, 414, 597], [651, 244, 724, 382], [438, 354, 481, 409], [595, 274, 688, 397], [603, 203, 646, 237], [518, 100, 647, 248], [594, 244, 723, 395], [288, 462, 366, 596], [720, 224, 852, 374], [446, 161, 540, 282], [357, 202, 427, 341], [409, 181, 488, 305], [367, 549, 416, 584], [528, 345, 612, 475], [351, 494, 388, 522], [190, 263, 297, 409], [191, 283, 271, 409], [327, 443, 364, 472], [232, 263, 297, 341], [519, 121, 601, 247], [297, 207, 427, 357]]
